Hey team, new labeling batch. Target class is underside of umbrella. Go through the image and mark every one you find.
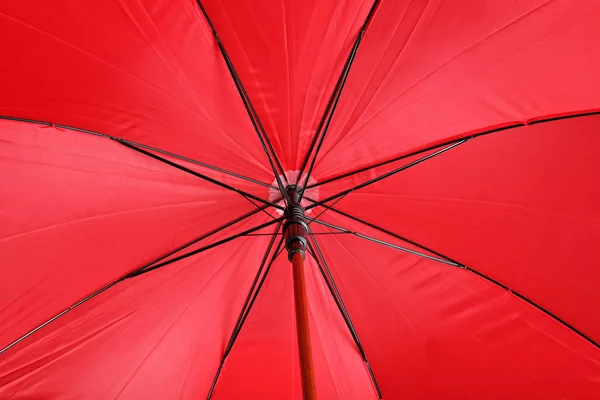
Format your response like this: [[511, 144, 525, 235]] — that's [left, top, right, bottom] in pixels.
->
[[1, 0, 600, 399]]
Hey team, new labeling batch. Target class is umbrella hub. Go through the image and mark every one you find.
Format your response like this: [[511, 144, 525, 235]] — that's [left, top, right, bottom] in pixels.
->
[[284, 185, 308, 261], [268, 171, 319, 216]]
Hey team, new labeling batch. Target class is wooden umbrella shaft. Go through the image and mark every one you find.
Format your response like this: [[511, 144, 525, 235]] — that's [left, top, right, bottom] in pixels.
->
[[292, 251, 317, 400], [284, 185, 317, 399]]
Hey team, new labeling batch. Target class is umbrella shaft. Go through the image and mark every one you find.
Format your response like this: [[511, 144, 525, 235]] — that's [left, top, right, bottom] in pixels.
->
[[292, 251, 317, 399]]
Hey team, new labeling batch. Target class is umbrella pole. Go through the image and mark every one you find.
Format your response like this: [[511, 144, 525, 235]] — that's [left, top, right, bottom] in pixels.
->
[[284, 185, 317, 399], [292, 251, 317, 400]]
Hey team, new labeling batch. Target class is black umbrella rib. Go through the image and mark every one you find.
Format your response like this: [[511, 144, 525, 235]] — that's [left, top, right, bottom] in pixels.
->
[[194, 0, 291, 206], [306, 199, 470, 265], [295, 43, 352, 187], [0, 115, 52, 126], [311, 204, 600, 350], [120, 142, 277, 191], [306, 216, 458, 267], [127, 217, 283, 279], [241, 195, 280, 221], [297, 0, 382, 199], [308, 110, 600, 190], [221, 225, 282, 357], [306, 232, 382, 399], [0, 115, 276, 190], [3, 115, 282, 213], [207, 235, 285, 399], [243, 232, 351, 237], [117, 140, 283, 211], [297, 37, 359, 199], [306, 140, 468, 211], [70, 125, 277, 190], [307, 192, 349, 225], [0, 206, 271, 356]]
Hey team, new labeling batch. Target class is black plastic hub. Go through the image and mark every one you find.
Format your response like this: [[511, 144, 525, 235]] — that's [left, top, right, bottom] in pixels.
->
[[284, 186, 308, 261]]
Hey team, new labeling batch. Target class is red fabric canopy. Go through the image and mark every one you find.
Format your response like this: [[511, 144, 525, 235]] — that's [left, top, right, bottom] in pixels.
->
[[1, 0, 600, 398]]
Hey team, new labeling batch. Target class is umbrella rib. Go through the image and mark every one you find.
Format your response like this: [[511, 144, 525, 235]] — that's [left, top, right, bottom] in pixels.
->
[[126, 217, 283, 279], [306, 140, 468, 211], [0, 205, 272, 356], [57, 120, 284, 214], [0, 115, 277, 191], [297, 37, 360, 199], [307, 193, 349, 225], [306, 230, 382, 399], [220, 225, 282, 356], [194, 0, 292, 206], [306, 216, 459, 267], [117, 140, 284, 211], [243, 232, 351, 236], [297, 0, 382, 198], [306, 199, 470, 264], [207, 234, 286, 399], [240, 195, 280, 221], [312, 204, 600, 350], [295, 41, 352, 186], [307, 109, 600, 190]]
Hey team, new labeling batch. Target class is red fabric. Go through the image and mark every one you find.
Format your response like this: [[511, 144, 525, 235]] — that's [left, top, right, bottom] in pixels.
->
[[1, 0, 600, 398], [200, 0, 373, 169], [307, 214, 600, 399], [0, 223, 272, 398], [0, 0, 273, 180], [0, 120, 256, 353], [213, 254, 376, 400], [313, 0, 600, 178], [318, 114, 600, 343]]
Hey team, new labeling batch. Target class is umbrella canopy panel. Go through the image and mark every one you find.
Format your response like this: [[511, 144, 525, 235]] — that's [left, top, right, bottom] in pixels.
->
[[0, 120, 258, 353], [312, 0, 600, 179], [316, 114, 600, 344], [0, 0, 274, 180], [1, 0, 600, 399]]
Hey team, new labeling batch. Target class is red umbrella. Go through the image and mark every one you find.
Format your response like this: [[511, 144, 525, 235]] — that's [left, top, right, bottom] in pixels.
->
[[1, 0, 600, 398]]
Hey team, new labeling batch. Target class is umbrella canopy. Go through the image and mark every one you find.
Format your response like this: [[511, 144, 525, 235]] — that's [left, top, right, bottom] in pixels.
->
[[1, 0, 600, 398]]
